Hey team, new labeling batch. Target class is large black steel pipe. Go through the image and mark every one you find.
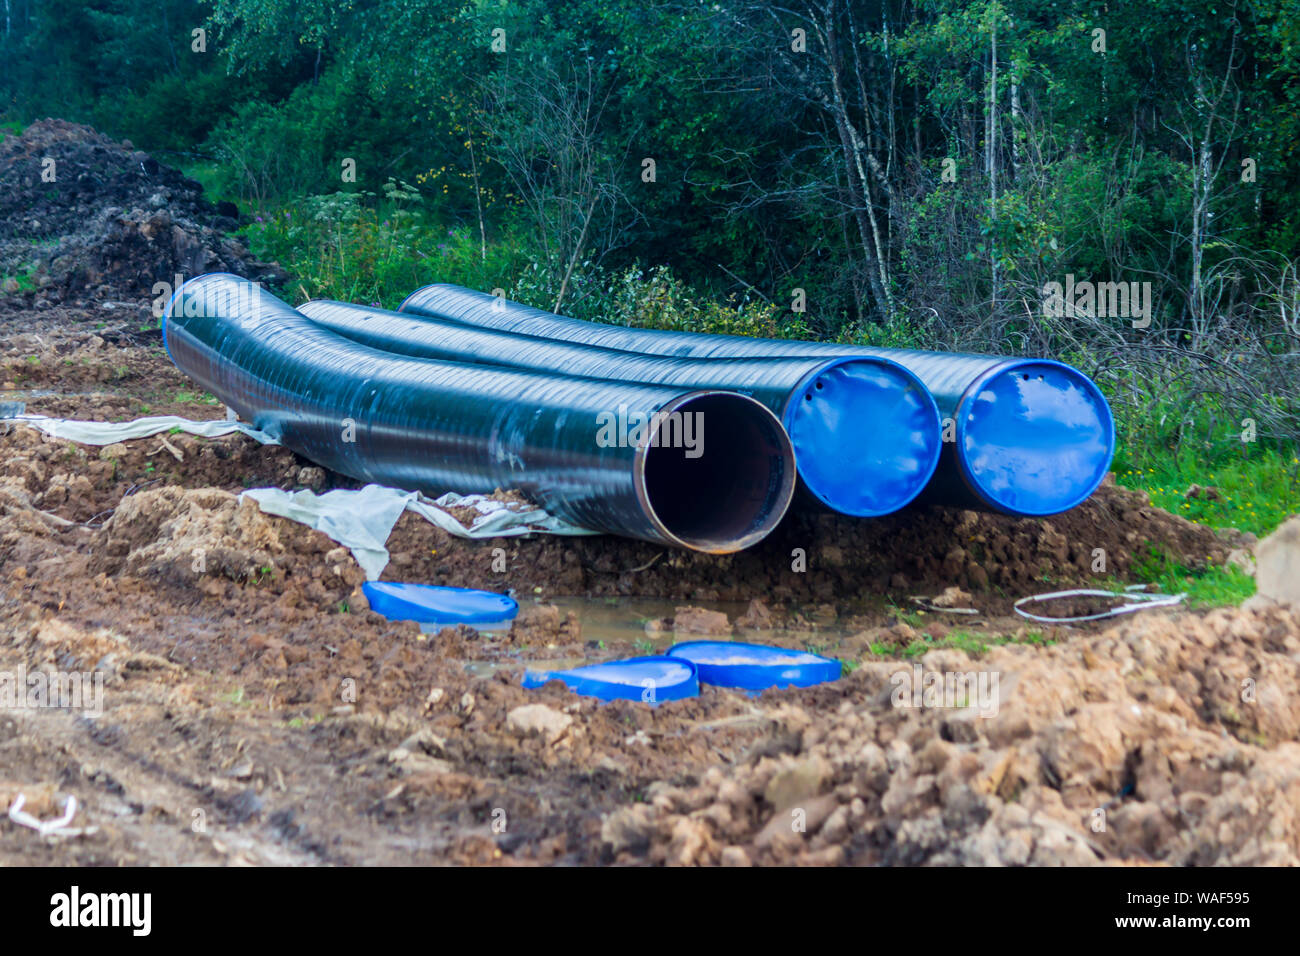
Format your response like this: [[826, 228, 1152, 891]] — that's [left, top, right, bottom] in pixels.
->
[[297, 299, 943, 518], [400, 285, 1116, 516], [161, 274, 796, 553]]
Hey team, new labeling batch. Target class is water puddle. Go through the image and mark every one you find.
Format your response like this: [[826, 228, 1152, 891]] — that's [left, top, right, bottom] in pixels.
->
[[465, 594, 862, 679]]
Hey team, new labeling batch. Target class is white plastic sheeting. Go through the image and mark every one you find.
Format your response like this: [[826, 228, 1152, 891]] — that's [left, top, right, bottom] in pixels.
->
[[244, 485, 596, 579], [11, 414, 598, 579], [12, 413, 279, 445]]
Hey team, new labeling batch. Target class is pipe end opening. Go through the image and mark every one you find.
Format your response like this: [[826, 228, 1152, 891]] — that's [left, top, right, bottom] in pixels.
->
[[639, 392, 795, 553]]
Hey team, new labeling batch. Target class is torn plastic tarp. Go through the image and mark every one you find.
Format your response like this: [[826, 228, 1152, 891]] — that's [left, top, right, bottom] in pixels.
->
[[243, 485, 596, 580], [11, 414, 597, 579], [10, 413, 280, 445]]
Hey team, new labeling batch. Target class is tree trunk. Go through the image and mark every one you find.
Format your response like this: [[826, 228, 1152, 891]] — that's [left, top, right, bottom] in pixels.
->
[[987, 25, 999, 316]]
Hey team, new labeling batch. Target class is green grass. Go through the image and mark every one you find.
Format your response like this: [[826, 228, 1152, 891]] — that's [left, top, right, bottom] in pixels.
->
[[172, 389, 220, 405], [886, 606, 926, 628], [175, 157, 238, 207], [1113, 447, 1299, 538], [1, 264, 39, 294], [872, 627, 1054, 660], [1108, 441, 1287, 610], [242, 188, 533, 308], [1127, 544, 1257, 608], [241, 189, 800, 341]]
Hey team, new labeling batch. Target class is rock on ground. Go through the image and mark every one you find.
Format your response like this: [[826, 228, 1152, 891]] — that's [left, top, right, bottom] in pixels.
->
[[1254, 515, 1300, 607]]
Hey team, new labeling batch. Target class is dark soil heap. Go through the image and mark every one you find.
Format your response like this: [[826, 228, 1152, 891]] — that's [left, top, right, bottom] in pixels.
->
[[0, 119, 281, 300]]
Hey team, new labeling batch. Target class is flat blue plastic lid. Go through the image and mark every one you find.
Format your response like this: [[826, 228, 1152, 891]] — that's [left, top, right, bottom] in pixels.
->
[[363, 581, 518, 625], [667, 640, 842, 690], [522, 656, 699, 703], [785, 358, 942, 516], [958, 360, 1115, 515]]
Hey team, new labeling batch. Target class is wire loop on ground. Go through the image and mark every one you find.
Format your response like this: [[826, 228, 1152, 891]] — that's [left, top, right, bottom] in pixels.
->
[[1013, 585, 1186, 623]]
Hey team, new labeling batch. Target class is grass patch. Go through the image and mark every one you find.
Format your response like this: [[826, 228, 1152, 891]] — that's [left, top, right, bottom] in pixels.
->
[[886, 606, 926, 628], [1114, 447, 1299, 538], [172, 389, 220, 405], [243, 186, 533, 308], [175, 157, 239, 208], [1, 264, 40, 294], [1127, 544, 1256, 608], [243, 189, 804, 343], [875, 627, 1054, 660]]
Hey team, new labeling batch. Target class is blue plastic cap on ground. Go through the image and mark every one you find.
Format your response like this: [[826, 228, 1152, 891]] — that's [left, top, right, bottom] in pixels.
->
[[521, 656, 699, 703], [783, 358, 942, 517], [957, 360, 1116, 516], [362, 581, 518, 626], [666, 640, 842, 690]]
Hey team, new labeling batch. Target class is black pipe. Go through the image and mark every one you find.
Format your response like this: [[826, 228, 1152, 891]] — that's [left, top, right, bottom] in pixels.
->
[[161, 274, 796, 553], [297, 299, 943, 518], [400, 284, 1115, 516]]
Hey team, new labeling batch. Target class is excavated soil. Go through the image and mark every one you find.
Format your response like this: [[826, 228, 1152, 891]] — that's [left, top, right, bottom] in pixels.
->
[[1, 119, 281, 300], [1, 122, 1297, 866]]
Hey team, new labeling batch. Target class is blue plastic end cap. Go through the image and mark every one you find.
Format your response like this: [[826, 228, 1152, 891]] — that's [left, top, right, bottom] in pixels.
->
[[666, 640, 842, 690], [521, 656, 699, 704], [784, 358, 942, 517], [362, 581, 518, 626], [958, 360, 1116, 516]]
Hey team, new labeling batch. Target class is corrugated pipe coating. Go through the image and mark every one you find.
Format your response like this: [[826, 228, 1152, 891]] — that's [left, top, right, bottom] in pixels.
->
[[161, 274, 796, 553], [298, 299, 943, 518], [400, 285, 1116, 517]]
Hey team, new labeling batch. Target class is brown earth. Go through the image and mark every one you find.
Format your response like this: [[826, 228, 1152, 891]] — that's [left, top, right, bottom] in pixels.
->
[[1, 119, 281, 300], [1, 123, 1297, 866]]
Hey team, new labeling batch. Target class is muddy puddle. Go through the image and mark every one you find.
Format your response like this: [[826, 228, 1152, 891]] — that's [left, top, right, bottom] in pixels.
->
[[460, 594, 863, 680]]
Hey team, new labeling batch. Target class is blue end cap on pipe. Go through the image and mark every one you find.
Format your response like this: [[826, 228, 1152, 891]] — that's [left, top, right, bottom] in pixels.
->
[[956, 360, 1116, 516], [781, 358, 943, 517]]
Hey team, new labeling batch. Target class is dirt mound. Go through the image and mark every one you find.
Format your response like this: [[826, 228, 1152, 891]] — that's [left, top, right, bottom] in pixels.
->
[[0, 409, 1236, 619], [0, 422, 307, 525], [0, 119, 281, 299], [598, 603, 1300, 866], [379, 477, 1238, 611], [93, 487, 287, 585], [2, 388, 1296, 864]]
